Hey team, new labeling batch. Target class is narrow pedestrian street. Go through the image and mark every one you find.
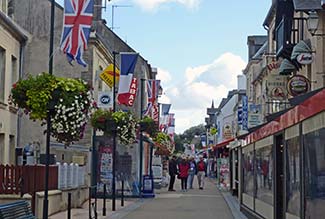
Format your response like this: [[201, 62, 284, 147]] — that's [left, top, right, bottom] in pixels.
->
[[114, 178, 234, 219]]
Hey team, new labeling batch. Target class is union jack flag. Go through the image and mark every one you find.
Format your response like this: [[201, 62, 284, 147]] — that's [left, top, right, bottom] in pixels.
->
[[143, 79, 160, 118], [60, 0, 94, 67]]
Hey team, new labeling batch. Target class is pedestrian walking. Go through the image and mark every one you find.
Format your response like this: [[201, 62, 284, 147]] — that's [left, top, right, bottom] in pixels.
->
[[168, 155, 178, 191], [197, 155, 207, 190], [178, 156, 190, 192], [187, 156, 197, 189]]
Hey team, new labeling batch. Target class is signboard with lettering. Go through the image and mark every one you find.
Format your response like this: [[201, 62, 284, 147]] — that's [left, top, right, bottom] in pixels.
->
[[127, 77, 138, 107], [287, 75, 310, 97], [99, 64, 120, 88], [98, 91, 113, 109], [248, 104, 262, 128], [242, 96, 248, 130], [297, 53, 313, 65]]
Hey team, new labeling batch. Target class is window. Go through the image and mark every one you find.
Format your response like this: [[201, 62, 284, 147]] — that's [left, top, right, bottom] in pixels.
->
[[243, 149, 254, 195], [255, 145, 273, 205], [286, 137, 300, 216], [304, 128, 325, 219], [11, 55, 17, 84], [0, 47, 5, 102]]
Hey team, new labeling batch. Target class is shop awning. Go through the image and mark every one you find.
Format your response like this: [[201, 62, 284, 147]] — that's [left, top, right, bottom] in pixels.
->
[[213, 138, 235, 150], [291, 39, 312, 60], [279, 59, 296, 75]]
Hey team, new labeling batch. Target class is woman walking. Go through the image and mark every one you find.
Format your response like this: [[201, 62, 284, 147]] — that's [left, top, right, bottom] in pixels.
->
[[178, 156, 190, 192], [187, 156, 197, 189]]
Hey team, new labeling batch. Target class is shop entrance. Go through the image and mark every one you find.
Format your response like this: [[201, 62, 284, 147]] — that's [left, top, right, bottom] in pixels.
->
[[274, 134, 284, 219]]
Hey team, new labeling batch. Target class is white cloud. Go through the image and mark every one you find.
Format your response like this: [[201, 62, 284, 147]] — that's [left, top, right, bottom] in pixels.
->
[[162, 52, 246, 134], [157, 67, 172, 83], [133, 0, 200, 11]]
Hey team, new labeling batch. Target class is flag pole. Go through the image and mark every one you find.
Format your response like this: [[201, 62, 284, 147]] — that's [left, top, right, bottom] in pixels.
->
[[112, 51, 118, 211], [139, 78, 145, 196], [43, 0, 55, 218]]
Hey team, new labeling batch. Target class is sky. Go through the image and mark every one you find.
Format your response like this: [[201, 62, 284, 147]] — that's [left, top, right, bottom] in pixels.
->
[[56, 0, 271, 134]]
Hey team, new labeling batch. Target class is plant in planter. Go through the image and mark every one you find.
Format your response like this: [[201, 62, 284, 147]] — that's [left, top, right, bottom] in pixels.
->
[[91, 109, 137, 145], [9, 73, 94, 145], [139, 116, 158, 137]]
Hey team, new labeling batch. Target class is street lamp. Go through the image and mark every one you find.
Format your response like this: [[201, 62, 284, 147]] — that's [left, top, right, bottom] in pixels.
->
[[307, 11, 325, 36], [307, 11, 319, 36]]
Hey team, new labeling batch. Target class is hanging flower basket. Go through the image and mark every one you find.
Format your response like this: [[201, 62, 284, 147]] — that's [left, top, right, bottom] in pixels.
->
[[139, 116, 158, 137], [91, 109, 137, 145], [153, 132, 175, 155], [9, 73, 94, 145]]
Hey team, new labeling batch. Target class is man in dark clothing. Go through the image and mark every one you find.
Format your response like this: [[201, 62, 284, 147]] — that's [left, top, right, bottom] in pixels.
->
[[168, 155, 178, 191]]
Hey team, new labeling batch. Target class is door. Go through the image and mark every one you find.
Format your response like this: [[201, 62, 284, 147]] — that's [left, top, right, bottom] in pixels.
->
[[275, 134, 284, 219]]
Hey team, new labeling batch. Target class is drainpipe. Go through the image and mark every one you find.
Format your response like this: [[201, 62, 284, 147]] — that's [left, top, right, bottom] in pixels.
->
[[16, 42, 25, 155]]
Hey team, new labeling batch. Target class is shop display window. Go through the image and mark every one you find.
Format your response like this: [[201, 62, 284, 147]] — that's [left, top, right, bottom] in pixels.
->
[[285, 137, 300, 216], [304, 128, 325, 219], [243, 150, 254, 195], [255, 145, 273, 205]]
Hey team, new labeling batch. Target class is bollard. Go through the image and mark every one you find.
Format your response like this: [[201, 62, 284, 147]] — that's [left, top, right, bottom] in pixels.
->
[[94, 186, 98, 219], [67, 193, 71, 219], [103, 184, 106, 216], [88, 187, 91, 219], [121, 180, 124, 207]]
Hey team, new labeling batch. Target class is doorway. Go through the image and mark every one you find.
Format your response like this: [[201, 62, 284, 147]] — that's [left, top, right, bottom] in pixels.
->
[[274, 134, 284, 219]]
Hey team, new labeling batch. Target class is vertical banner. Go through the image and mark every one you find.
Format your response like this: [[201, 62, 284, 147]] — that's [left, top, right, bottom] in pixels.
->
[[117, 53, 138, 106], [242, 96, 248, 130], [144, 80, 160, 122]]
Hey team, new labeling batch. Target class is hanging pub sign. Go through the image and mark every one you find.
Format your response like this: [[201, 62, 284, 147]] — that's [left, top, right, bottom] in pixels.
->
[[296, 53, 313, 65], [287, 75, 311, 97]]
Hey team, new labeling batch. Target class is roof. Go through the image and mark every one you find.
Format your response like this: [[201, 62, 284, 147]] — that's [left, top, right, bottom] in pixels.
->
[[293, 0, 322, 11]]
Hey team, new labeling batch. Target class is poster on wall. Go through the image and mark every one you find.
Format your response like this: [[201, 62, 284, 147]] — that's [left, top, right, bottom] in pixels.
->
[[94, 136, 114, 195]]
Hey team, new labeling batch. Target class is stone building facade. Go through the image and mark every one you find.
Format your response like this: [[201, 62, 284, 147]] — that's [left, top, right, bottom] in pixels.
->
[[0, 0, 28, 164]]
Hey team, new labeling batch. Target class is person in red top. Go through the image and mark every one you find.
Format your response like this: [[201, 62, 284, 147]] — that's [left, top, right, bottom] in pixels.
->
[[178, 156, 190, 192], [196, 155, 207, 190]]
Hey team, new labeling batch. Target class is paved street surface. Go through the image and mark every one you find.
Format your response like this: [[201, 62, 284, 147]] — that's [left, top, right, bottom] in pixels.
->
[[113, 178, 234, 219], [50, 178, 238, 219]]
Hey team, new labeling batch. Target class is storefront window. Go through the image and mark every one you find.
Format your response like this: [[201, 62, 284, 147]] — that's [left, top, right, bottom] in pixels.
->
[[255, 145, 273, 205], [304, 128, 325, 219], [285, 137, 300, 216], [243, 150, 254, 195]]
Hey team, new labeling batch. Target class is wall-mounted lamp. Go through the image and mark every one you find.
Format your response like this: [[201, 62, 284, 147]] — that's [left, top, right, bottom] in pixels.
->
[[307, 11, 325, 36]]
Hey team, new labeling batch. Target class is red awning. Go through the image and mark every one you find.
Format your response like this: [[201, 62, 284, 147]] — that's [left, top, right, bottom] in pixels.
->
[[213, 138, 235, 150]]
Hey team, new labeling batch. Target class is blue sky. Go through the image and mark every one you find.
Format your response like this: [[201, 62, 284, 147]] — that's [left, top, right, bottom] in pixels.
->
[[57, 0, 271, 133]]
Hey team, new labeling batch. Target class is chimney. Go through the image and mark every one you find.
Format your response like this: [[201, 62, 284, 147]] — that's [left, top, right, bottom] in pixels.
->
[[93, 0, 102, 21]]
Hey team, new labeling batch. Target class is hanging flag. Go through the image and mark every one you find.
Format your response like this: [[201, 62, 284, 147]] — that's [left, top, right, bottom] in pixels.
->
[[161, 104, 171, 115], [117, 53, 138, 105], [60, 0, 94, 67], [143, 79, 160, 117], [99, 64, 120, 88]]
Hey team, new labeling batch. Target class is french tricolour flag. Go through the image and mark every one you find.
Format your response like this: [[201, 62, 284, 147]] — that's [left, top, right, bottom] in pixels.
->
[[117, 53, 138, 105]]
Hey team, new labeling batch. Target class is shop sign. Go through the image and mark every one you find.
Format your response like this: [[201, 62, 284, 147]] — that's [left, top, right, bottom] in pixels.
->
[[267, 75, 287, 99], [297, 53, 313, 65], [248, 104, 262, 128], [287, 75, 311, 97], [98, 91, 112, 109], [223, 123, 233, 140]]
